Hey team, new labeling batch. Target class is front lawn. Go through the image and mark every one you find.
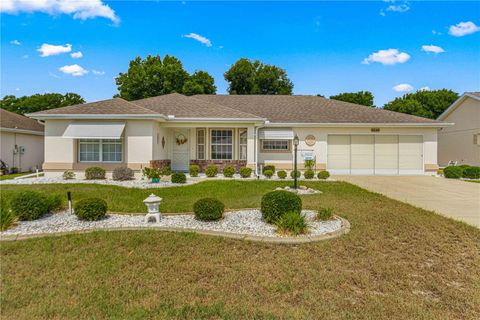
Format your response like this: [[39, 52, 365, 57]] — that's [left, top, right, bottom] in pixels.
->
[[1, 181, 479, 319], [0, 173, 30, 181]]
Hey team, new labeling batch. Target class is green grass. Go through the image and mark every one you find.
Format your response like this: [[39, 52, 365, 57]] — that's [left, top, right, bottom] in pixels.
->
[[0, 173, 29, 181], [1, 181, 479, 319], [465, 179, 480, 183]]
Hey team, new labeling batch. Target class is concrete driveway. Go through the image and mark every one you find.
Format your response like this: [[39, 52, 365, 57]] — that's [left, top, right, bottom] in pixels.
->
[[337, 176, 480, 228]]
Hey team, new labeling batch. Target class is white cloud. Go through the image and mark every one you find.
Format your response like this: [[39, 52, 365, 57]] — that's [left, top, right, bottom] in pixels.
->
[[362, 49, 410, 65], [183, 33, 212, 47], [38, 43, 72, 57], [448, 21, 480, 37], [421, 45, 445, 54], [432, 30, 442, 35], [92, 69, 105, 75], [49, 72, 60, 78], [59, 64, 88, 76], [70, 51, 83, 58], [15, 87, 20, 91], [393, 83, 414, 92], [10, 39, 21, 45], [419, 86, 430, 91], [0, 0, 120, 25], [380, 1, 410, 16]]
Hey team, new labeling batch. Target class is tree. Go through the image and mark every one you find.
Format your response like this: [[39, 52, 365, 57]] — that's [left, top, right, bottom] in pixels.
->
[[115, 54, 216, 100], [383, 89, 459, 119], [224, 58, 293, 95], [182, 71, 216, 95], [0, 93, 85, 115], [330, 91, 375, 107]]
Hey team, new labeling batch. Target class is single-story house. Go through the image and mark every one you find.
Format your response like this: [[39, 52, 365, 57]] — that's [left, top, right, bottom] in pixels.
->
[[27, 93, 451, 178], [1, 108, 45, 173], [437, 92, 480, 167]]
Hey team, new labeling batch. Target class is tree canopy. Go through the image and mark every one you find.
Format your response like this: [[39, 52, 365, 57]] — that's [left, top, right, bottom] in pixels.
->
[[0, 93, 85, 115], [383, 89, 459, 119], [224, 58, 293, 95], [330, 91, 375, 107], [115, 55, 216, 100]]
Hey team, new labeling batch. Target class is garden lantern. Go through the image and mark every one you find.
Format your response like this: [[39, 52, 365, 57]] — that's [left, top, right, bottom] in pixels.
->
[[143, 193, 162, 223], [293, 134, 299, 191]]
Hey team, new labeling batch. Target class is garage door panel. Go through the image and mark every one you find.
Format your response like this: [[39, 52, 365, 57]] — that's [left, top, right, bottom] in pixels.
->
[[399, 135, 423, 174], [374, 135, 398, 174], [327, 135, 350, 173], [351, 135, 374, 174]]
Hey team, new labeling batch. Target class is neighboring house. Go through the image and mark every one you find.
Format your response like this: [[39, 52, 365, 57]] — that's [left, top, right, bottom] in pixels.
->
[[437, 92, 480, 167], [0, 108, 45, 173], [27, 93, 451, 178]]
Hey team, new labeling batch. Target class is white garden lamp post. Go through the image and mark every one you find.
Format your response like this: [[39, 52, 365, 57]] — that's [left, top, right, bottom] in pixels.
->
[[143, 193, 162, 223]]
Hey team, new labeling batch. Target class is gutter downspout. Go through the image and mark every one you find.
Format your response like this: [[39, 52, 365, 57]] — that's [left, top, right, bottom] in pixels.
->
[[254, 122, 267, 177]]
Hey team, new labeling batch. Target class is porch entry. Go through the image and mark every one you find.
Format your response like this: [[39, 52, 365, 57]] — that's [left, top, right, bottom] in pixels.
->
[[172, 129, 190, 171]]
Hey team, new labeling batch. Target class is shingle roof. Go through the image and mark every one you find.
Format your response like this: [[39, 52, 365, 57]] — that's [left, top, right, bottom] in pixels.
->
[[194, 95, 440, 124], [467, 92, 480, 98], [0, 108, 44, 132]]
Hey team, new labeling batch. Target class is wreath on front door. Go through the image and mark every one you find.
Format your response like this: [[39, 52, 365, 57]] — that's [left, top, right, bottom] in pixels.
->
[[176, 134, 188, 145]]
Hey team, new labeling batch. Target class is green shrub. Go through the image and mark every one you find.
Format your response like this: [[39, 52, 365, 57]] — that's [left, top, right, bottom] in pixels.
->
[[277, 170, 287, 179], [63, 170, 75, 180], [112, 166, 134, 181], [189, 165, 200, 177], [264, 169, 274, 178], [47, 194, 63, 212], [158, 166, 172, 176], [239, 167, 252, 178], [290, 170, 300, 179], [85, 167, 106, 180], [304, 169, 315, 179], [261, 191, 302, 223], [193, 198, 224, 221], [443, 166, 463, 179], [463, 166, 480, 179], [74, 198, 107, 221], [223, 166, 235, 178], [275, 211, 308, 236], [317, 170, 330, 180], [0, 197, 16, 231], [304, 159, 315, 170], [205, 165, 218, 177], [171, 172, 187, 184], [317, 207, 334, 220], [263, 165, 276, 174], [10, 191, 49, 221]]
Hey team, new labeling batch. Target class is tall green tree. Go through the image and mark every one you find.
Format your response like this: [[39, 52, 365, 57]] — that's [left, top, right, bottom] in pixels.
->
[[330, 91, 375, 107], [224, 58, 293, 95], [0, 93, 85, 115], [115, 55, 216, 100], [383, 89, 459, 119], [182, 71, 216, 95]]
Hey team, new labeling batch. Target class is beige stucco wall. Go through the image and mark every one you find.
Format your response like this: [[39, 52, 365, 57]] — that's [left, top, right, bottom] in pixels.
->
[[438, 97, 480, 166], [0, 130, 44, 172]]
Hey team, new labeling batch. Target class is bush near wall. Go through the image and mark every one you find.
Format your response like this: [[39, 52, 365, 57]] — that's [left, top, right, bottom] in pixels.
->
[[171, 172, 187, 184], [264, 169, 274, 178], [189, 165, 200, 177], [443, 166, 463, 179], [239, 167, 252, 178], [112, 167, 134, 181], [290, 170, 301, 179], [205, 165, 218, 177], [304, 170, 315, 179], [263, 165, 276, 174], [317, 171, 330, 180], [223, 166, 235, 178], [277, 170, 287, 179], [463, 166, 480, 179], [85, 167, 106, 180]]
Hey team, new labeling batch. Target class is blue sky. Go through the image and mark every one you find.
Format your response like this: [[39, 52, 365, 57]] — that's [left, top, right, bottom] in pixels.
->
[[1, 1, 479, 106]]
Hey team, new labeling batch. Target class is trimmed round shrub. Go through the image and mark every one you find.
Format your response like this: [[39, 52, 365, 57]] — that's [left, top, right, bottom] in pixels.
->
[[63, 170, 75, 180], [317, 170, 330, 180], [171, 172, 187, 184], [263, 165, 276, 174], [10, 191, 49, 221], [275, 211, 308, 236], [193, 198, 225, 221], [239, 167, 252, 178], [189, 164, 200, 177], [112, 166, 134, 181], [264, 169, 274, 178], [463, 166, 480, 179], [85, 167, 106, 180], [317, 207, 334, 221], [290, 170, 300, 179], [261, 190, 302, 223], [223, 166, 235, 178], [304, 169, 315, 179], [158, 166, 172, 176], [205, 165, 218, 178], [277, 170, 287, 179], [443, 166, 463, 179], [74, 198, 107, 221]]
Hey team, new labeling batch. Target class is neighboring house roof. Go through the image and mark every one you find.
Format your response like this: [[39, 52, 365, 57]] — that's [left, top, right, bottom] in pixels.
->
[[437, 92, 480, 121], [0, 108, 44, 133]]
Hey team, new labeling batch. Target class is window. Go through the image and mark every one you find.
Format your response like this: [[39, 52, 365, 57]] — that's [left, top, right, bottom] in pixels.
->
[[79, 139, 122, 162], [262, 140, 290, 151], [239, 129, 247, 160], [211, 129, 233, 160], [197, 129, 206, 160]]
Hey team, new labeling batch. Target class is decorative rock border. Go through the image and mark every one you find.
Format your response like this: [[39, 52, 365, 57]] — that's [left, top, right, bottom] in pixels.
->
[[275, 186, 322, 195]]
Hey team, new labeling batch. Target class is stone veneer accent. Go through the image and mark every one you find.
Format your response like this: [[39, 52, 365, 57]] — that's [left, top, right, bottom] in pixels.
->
[[190, 160, 247, 172], [150, 160, 171, 168]]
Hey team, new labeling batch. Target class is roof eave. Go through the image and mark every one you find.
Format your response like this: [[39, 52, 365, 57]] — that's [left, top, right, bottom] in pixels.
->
[[168, 117, 266, 123], [26, 114, 168, 121], [0, 127, 44, 135], [263, 122, 453, 128], [437, 93, 480, 121]]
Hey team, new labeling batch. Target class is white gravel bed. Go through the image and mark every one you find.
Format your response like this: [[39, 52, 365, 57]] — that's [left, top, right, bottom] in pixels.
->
[[1, 210, 343, 239]]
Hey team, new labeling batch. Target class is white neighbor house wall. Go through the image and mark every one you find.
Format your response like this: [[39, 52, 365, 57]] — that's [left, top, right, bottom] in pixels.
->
[[0, 130, 44, 172]]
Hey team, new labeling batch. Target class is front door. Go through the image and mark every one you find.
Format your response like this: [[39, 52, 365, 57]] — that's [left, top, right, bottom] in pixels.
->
[[172, 129, 190, 172]]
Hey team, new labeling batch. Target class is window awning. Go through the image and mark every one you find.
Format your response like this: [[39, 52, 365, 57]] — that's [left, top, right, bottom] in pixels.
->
[[62, 122, 125, 139], [259, 128, 294, 140]]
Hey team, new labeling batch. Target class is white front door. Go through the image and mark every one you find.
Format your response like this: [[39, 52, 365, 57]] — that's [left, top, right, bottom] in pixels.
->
[[172, 129, 190, 171]]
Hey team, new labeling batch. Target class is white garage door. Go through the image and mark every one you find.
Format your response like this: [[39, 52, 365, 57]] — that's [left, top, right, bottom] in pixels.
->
[[327, 135, 423, 175]]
